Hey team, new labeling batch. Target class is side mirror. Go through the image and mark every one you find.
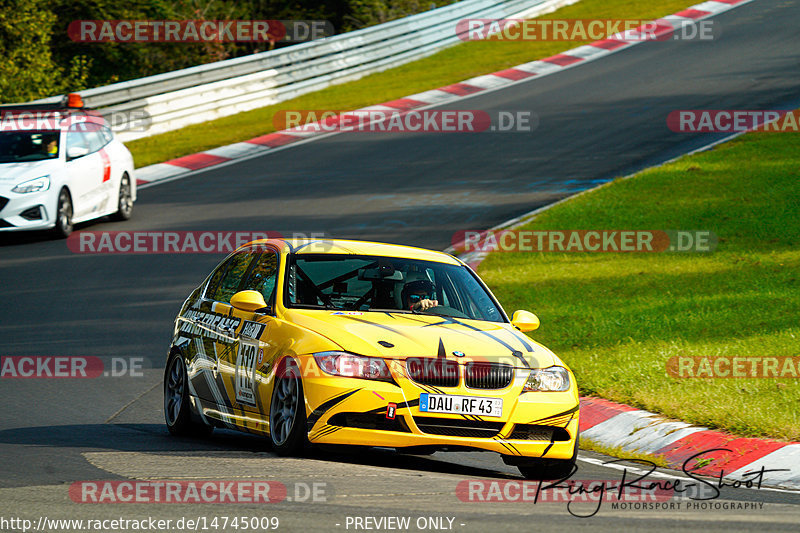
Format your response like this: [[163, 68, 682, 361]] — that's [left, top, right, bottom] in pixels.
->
[[511, 310, 540, 332], [67, 146, 89, 159], [230, 290, 269, 313]]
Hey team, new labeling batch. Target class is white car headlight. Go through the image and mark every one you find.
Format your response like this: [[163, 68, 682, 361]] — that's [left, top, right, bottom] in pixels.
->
[[523, 366, 571, 392], [313, 351, 392, 382], [12, 175, 50, 194]]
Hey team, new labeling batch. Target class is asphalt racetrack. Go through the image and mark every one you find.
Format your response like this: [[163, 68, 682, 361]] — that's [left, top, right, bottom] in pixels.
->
[[1, 0, 799, 530]]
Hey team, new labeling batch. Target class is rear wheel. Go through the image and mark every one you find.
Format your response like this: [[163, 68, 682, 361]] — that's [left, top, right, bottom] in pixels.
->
[[269, 359, 308, 455], [164, 353, 212, 436], [53, 188, 73, 238], [111, 173, 133, 221]]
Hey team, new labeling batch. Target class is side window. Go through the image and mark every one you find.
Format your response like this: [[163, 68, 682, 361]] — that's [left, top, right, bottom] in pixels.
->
[[206, 251, 257, 303], [66, 128, 89, 155], [242, 251, 279, 306], [84, 129, 107, 153], [101, 126, 114, 144]]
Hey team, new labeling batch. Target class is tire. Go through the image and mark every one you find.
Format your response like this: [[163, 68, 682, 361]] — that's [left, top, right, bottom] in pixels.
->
[[517, 435, 579, 480], [164, 352, 212, 437], [269, 358, 308, 455], [53, 188, 73, 238], [111, 173, 133, 221]]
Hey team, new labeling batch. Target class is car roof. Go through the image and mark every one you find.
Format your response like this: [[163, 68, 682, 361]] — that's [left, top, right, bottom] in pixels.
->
[[253, 238, 462, 265]]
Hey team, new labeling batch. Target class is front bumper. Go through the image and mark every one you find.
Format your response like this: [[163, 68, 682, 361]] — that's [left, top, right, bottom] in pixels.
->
[[302, 359, 580, 460], [0, 190, 55, 231]]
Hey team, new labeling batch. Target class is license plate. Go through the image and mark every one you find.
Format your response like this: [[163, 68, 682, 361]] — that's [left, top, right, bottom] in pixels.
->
[[419, 393, 502, 418]]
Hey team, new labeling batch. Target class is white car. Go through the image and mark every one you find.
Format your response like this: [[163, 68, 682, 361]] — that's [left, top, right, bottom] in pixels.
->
[[0, 95, 136, 237]]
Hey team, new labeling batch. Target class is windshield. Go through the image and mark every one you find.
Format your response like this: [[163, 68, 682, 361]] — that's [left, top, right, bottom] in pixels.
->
[[0, 131, 60, 163], [285, 254, 506, 323]]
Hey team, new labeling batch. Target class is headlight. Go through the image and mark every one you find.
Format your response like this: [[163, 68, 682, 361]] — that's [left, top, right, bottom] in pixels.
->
[[313, 351, 392, 381], [523, 366, 570, 392], [12, 175, 50, 194]]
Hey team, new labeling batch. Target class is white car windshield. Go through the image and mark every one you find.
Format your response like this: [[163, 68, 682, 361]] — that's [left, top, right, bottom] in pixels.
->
[[0, 130, 60, 163], [285, 254, 506, 323]]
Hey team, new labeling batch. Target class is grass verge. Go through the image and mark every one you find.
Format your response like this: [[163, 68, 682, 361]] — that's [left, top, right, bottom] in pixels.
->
[[129, 0, 692, 167], [580, 439, 670, 468], [478, 129, 800, 441]]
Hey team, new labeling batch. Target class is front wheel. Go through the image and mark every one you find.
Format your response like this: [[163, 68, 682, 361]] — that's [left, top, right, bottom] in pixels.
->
[[53, 188, 73, 238], [164, 353, 212, 436], [111, 173, 133, 221], [269, 359, 308, 455]]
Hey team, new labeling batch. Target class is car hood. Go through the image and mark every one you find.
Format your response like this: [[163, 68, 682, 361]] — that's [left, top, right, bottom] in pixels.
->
[[0, 160, 60, 184], [283, 309, 559, 368]]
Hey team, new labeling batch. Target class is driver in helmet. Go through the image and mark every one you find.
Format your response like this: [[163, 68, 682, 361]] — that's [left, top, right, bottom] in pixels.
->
[[401, 279, 439, 311]]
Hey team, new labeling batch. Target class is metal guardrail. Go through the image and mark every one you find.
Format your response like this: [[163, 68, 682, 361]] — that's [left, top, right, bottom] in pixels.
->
[[36, 0, 577, 141]]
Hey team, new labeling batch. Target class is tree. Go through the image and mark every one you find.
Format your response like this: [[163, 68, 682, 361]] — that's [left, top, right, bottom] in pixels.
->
[[0, 0, 89, 103]]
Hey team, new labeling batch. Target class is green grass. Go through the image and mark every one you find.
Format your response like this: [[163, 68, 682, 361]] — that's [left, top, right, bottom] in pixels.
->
[[580, 439, 670, 467], [478, 130, 800, 441], [129, 0, 692, 167]]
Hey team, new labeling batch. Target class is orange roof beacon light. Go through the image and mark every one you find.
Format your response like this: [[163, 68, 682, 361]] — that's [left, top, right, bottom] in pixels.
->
[[66, 93, 84, 108]]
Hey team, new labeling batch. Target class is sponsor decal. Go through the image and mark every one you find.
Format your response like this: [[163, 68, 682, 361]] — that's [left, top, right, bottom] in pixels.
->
[[386, 402, 397, 420], [179, 310, 241, 341], [235, 340, 259, 406]]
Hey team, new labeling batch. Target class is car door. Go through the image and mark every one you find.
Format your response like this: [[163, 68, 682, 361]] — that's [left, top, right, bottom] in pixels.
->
[[188, 249, 258, 409], [65, 125, 103, 220], [225, 247, 281, 418]]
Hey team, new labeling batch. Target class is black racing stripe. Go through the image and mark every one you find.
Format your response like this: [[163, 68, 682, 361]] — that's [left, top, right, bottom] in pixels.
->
[[306, 389, 361, 431], [313, 426, 340, 439], [364, 398, 420, 414], [337, 315, 416, 339], [513, 332, 534, 352], [541, 440, 555, 458], [495, 439, 516, 455], [504, 441, 522, 455], [189, 374, 215, 403], [212, 373, 235, 409], [424, 317, 531, 367], [527, 404, 580, 425]]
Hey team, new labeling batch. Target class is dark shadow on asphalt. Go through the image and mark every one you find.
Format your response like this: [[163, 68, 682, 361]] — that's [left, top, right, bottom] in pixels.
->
[[0, 422, 517, 480]]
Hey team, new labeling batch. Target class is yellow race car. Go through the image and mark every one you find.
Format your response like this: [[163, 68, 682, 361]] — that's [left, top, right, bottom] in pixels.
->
[[164, 239, 579, 478]]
